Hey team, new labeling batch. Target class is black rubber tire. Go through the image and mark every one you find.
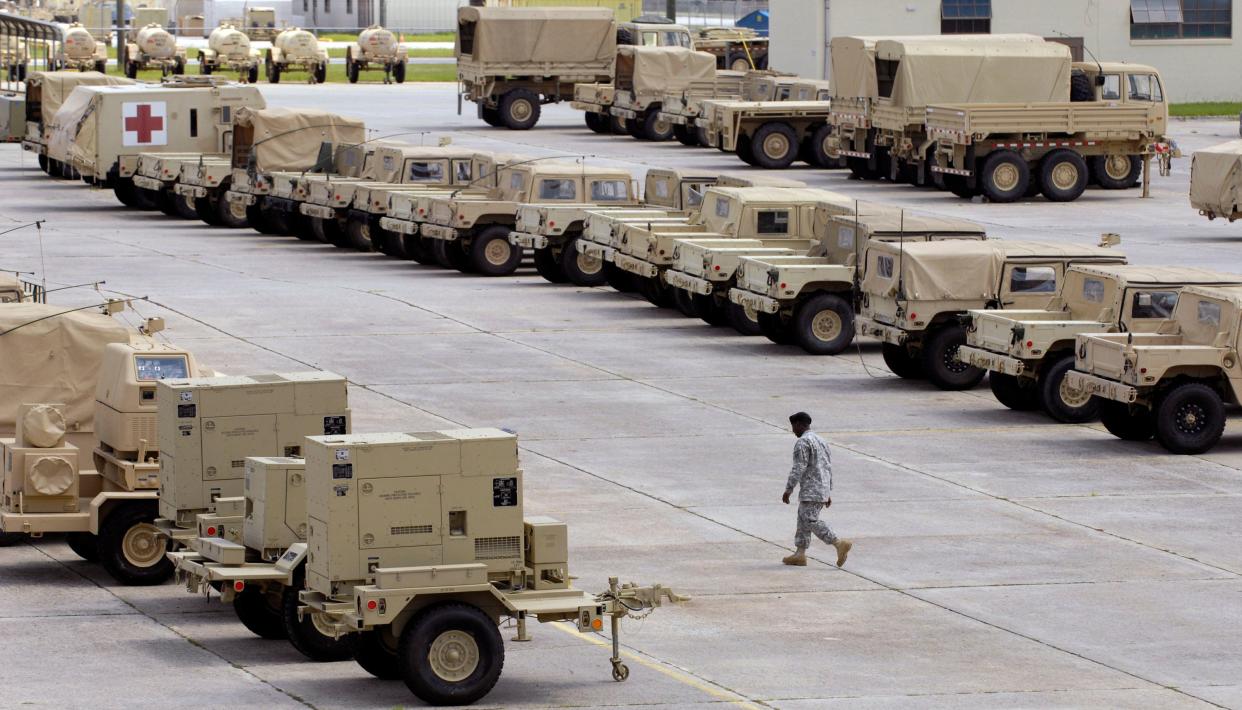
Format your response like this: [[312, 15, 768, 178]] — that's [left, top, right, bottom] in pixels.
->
[[38, 153, 49, 175], [234, 585, 287, 640], [217, 193, 249, 228], [847, 156, 882, 180], [398, 603, 504, 707], [1092, 155, 1142, 189], [269, 63, 281, 84], [195, 196, 223, 226], [807, 124, 838, 168], [1154, 382, 1227, 455], [989, 373, 1041, 411], [282, 580, 352, 661], [435, 238, 473, 273], [1039, 149, 1089, 202], [0, 532, 25, 547], [499, 89, 541, 130], [97, 504, 173, 586], [480, 106, 503, 127], [637, 276, 672, 307], [694, 293, 728, 326], [247, 64, 259, 84], [533, 246, 567, 283], [347, 212, 374, 251], [173, 193, 200, 220], [751, 122, 800, 169], [125, 60, 138, 79], [247, 204, 283, 235], [346, 60, 359, 83], [376, 225, 406, 257], [1070, 70, 1095, 102], [604, 262, 634, 292], [561, 238, 608, 286], [944, 174, 979, 199], [792, 293, 854, 355], [610, 114, 629, 135], [311, 216, 345, 245], [758, 311, 793, 345], [735, 135, 758, 166], [923, 326, 985, 390], [979, 151, 1030, 203], [673, 124, 700, 146], [641, 110, 674, 141], [725, 50, 751, 72], [313, 63, 327, 84], [470, 226, 521, 276], [200, 58, 212, 75], [112, 177, 140, 207], [288, 212, 315, 241], [626, 118, 644, 139], [727, 302, 763, 336], [1099, 400, 1156, 442], [882, 343, 925, 379], [696, 124, 712, 148], [392, 61, 406, 84], [350, 628, 402, 680], [1040, 355, 1100, 423], [407, 235, 435, 264], [585, 112, 610, 134], [66, 532, 100, 562], [672, 287, 700, 318]]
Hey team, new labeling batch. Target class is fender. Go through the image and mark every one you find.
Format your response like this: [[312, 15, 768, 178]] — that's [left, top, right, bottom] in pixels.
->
[[89, 490, 157, 534]]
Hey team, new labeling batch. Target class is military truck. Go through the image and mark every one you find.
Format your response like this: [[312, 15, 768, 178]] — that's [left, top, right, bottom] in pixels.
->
[[606, 45, 717, 141], [615, 15, 693, 49], [856, 240, 1127, 390], [715, 90, 836, 169], [265, 28, 328, 84], [1067, 284, 1242, 454], [728, 209, 988, 352], [928, 60, 1172, 201], [616, 15, 768, 71], [695, 74, 802, 150], [243, 6, 280, 41], [653, 69, 746, 145], [420, 161, 633, 275], [298, 141, 429, 245], [0, 303, 216, 583], [573, 81, 626, 134], [168, 456, 352, 661], [456, 6, 615, 129], [55, 22, 108, 73], [959, 265, 1242, 422], [1190, 139, 1242, 222], [122, 23, 187, 78], [346, 25, 408, 84], [44, 78, 265, 203], [131, 151, 219, 217], [297, 431, 685, 705], [197, 24, 261, 83], [20, 70, 132, 176], [0, 273, 36, 303]]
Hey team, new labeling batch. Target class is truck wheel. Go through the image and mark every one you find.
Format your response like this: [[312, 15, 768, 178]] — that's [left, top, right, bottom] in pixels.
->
[[847, 157, 881, 180], [97, 504, 173, 586], [637, 276, 671, 307], [310, 216, 338, 244], [94, 59, 107, 73], [980, 151, 1029, 203], [347, 212, 374, 251], [1099, 400, 1156, 441], [1070, 71, 1095, 102], [233, 585, 287, 640], [584, 112, 608, 134], [499, 89, 541, 130], [808, 124, 839, 168], [155, 189, 180, 217], [604, 263, 633, 292], [943, 174, 978, 199], [246, 204, 280, 234], [989, 373, 1041, 411], [347, 60, 360, 83], [673, 124, 700, 146], [408, 236, 436, 264], [793, 294, 854, 355], [471, 226, 521, 276], [268, 63, 281, 84], [696, 125, 713, 147], [728, 302, 763, 336], [735, 134, 758, 165], [0, 532, 26, 546], [399, 603, 505, 707], [174, 56, 186, 75], [247, 64, 259, 84], [392, 61, 406, 84], [218, 194, 250, 229], [435, 239, 474, 273], [313, 63, 327, 84], [882, 343, 925, 379], [282, 580, 352, 662], [1092, 155, 1142, 189], [532, 246, 567, 283], [195, 196, 223, 225], [174, 194, 200, 220], [1039, 149, 1088, 202], [1154, 382, 1226, 454], [610, 114, 629, 135], [111, 177, 139, 207], [752, 123, 799, 169], [65, 532, 100, 562], [758, 311, 793, 345], [375, 225, 406, 256], [726, 51, 752, 71], [480, 106, 503, 127], [561, 238, 608, 286], [199, 59, 212, 75], [694, 293, 728, 326], [124, 60, 138, 79], [350, 628, 402, 680], [923, 325, 985, 390], [1039, 355, 1100, 423], [672, 287, 700, 317], [641, 111, 674, 141]]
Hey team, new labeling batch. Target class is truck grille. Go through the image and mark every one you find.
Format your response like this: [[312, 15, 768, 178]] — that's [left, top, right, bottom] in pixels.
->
[[474, 536, 521, 560], [391, 524, 433, 536]]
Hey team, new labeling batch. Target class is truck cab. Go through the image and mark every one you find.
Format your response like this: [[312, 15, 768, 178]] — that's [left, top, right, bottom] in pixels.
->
[[616, 17, 694, 49]]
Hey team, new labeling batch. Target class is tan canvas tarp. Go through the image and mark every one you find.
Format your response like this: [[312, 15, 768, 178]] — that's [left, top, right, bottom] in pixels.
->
[[1190, 140, 1242, 217], [876, 35, 1069, 107], [0, 305, 130, 436], [45, 84, 97, 166], [235, 107, 365, 172], [829, 36, 880, 100], [456, 6, 615, 66], [27, 70, 132, 121], [618, 46, 717, 94]]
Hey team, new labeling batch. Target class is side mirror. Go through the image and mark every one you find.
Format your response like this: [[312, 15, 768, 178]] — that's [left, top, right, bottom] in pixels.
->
[[1095, 74, 1106, 87]]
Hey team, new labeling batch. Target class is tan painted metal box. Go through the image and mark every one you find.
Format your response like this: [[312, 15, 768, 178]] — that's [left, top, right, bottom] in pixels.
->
[[2, 440, 81, 514], [243, 456, 307, 559]]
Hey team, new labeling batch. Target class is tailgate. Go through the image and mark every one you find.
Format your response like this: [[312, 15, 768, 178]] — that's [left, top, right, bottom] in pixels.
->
[[1077, 334, 1130, 379]]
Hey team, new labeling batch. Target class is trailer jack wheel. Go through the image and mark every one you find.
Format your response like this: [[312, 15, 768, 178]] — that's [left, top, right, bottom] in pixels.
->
[[611, 661, 630, 682]]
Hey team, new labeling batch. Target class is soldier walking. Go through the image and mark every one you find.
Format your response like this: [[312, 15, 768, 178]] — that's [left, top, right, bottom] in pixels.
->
[[781, 412, 852, 567]]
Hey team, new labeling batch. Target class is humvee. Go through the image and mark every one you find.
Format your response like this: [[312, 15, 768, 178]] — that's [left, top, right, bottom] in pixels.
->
[[20, 70, 133, 176], [608, 45, 717, 141], [297, 431, 684, 705], [1190, 139, 1242, 222], [729, 208, 987, 353], [420, 161, 634, 276], [960, 265, 1242, 422], [1067, 285, 1242, 454], [277, 140, 392, 243], [856, 240, 1127, 390], [131, 151, 222, 217]]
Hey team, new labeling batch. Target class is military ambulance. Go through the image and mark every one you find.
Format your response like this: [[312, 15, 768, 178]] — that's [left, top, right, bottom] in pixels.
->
[[20, 70, 133, 176]]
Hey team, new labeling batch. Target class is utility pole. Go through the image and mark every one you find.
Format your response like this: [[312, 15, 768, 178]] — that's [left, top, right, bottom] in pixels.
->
[[116, 0, 126, 70], [666, 0, 676, 21]]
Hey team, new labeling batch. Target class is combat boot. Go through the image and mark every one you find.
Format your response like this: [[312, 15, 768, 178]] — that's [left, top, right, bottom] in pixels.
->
[[833, 539, 853, 567], [782, 548, 807, 566]]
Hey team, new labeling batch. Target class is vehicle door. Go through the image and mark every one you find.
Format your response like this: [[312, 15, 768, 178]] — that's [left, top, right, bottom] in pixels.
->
[[999, 261, 1063, 310], [1121, 285, 1182, 332]]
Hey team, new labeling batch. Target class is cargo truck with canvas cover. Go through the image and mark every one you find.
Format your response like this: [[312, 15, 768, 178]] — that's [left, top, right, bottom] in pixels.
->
[[607, 45, 716, 141], [960, 265, 1242, 422], [45, 79, 265, 199], [1190, 139, 1242, 222], [1066, 285, 1242, 455], [21, 70, 133, 174], [457, 7, 616, 130], [856, 240, 1126, 390], [730, 208, 986, 354], [928, 61, 1172, 202], [296, 431, 685, 706]]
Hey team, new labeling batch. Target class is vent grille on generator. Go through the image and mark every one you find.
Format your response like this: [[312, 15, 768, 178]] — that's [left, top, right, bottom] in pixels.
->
[[474, 536, 521, 560], [390, 524, 433, 536], [130, 415, 157, 441]]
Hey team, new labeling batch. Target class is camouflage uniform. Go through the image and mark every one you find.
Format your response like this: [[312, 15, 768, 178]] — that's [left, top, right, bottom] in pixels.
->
[[785, 431, 836, 549]]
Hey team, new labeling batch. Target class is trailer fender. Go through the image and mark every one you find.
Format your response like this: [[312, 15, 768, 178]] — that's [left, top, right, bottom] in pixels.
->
[[89, 491, 157, 535]]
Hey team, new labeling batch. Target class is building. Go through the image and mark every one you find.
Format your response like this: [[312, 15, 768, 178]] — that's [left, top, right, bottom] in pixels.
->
[[770, 0, 1236, 102]]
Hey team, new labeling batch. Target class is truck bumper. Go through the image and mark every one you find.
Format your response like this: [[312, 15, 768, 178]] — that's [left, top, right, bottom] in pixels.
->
[[839, 149, 872, 159], [610, 107, 637, 120], [957, 346, 1027, 376], [728, 289, 781, 315], [174, 183, 207, 199], [571, 101, 604, 113], [1063, 371, 1138, 404], [663, 270, 714, 296], [300, 203, 338, 220], [225, 191, 256, 207], [931, 165, 973, 177], [658, 112, 689, 125], [856, 318, 908, 346], [421, 224, 460, 241], [577, 240, 614, 262], [131, 174, 165, 191], [509, 231, 547, 250], [614, 253, 658, 279], [1, 510, 90, 534], [379, 217, 417, 235]]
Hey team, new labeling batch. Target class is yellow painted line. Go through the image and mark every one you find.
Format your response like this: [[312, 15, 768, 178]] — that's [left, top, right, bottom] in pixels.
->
[[549, 621, 764, 709]]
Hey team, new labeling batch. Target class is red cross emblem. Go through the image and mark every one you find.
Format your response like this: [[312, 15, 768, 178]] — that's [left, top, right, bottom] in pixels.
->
[[122, 101, 168, 147]]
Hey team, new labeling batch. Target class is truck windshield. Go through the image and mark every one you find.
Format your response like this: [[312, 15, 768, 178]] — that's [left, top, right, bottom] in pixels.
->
[[1010, 266, 1057, 294], [538, 179, 577, 200], [756, 210, 790, 234], [591, 180, 629, 201], [642, 31, 691, 47], [1127, 74, 1163, 102], [1132, 291, 1178, 319], [1101, 74, 1121, 101], [406, 161, 445, 183]]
